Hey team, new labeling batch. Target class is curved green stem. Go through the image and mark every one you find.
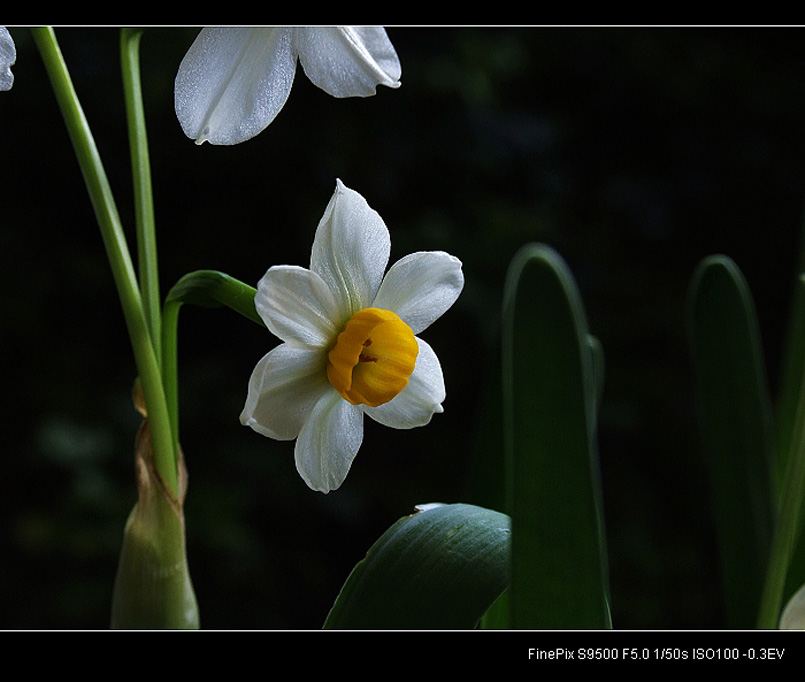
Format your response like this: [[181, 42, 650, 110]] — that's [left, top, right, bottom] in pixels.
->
[[32, 27, 179, 496], [161, 270, 263, 445], [121, 27, 161, 363]]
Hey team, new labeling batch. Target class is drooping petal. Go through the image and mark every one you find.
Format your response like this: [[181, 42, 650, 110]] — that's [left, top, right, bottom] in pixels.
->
[[372, 251, 464, 334], [295, 387, 364, 493], [295, 27, 401, 98], [310, 180, 391, 324], [365, 338, 446, 429], [240, 344, 330, 440], [175, 27, 296, 145], [255, 265, 341, 348], [0, 27, 16, 91]]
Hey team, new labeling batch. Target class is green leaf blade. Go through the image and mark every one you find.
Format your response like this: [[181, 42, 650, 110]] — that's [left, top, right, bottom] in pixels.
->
[[687, 254, 775, 628], [323, 503, 511, 629], [501, 243, 610, 629]]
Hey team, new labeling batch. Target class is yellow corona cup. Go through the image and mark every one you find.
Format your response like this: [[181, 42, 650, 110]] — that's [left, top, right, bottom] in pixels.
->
[[327, 308, 418, 407]]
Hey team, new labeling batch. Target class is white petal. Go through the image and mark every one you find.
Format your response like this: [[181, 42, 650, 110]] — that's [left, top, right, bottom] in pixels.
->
[[295, 27, 401, 98], [0, 27, 16, 91], [781, 582, 805, 629], [310, 180, 391, 324], [295, 388, 364, 493], [175, 27, 296, 145], [365, 338, 446, 429], [255, 265, 340, 348], [240, 344, 329, 440], [372, 251, 464, 334]]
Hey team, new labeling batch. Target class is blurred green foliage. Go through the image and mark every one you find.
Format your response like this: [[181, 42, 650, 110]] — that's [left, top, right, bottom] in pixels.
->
[[2, 27, 805, 628]]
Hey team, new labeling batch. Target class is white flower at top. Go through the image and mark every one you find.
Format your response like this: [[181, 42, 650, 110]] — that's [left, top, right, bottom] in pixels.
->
[[174, 27, 401, 145], [0, 27, 16, 91], [241, 180, 464, 493]]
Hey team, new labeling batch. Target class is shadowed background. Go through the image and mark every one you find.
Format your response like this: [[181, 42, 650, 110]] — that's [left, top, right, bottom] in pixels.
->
[[2, 26, 805, 629]]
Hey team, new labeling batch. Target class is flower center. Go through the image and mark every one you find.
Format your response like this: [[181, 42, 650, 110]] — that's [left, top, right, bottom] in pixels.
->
[[326, 308, 418, 407]]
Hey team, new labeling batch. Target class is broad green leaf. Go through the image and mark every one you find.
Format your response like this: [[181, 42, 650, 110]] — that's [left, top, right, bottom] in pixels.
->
[[323, 503, 511, 629], [501, 243, 610, 629], [687, 254, 774, 628]]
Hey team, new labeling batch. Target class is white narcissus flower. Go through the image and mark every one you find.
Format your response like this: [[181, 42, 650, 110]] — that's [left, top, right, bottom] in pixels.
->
[[780, 581, 805, 629], [1, 27, 16, 91], [241, 180, 464, 493], [174, 27, 401, 145]]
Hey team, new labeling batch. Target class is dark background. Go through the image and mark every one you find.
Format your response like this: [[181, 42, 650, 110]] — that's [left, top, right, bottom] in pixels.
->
[[2, 26, 805, 629]]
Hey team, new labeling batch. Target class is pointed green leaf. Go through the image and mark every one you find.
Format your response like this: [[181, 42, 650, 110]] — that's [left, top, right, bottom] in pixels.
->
[[501, 243, 610, 629], [759, 275, 805, 627], [323, 503, 511, 629], [776, 271, 805, 604], [687, 254, 774, 628], [777, 229, 805, 496], [479, 587, 510, 629]]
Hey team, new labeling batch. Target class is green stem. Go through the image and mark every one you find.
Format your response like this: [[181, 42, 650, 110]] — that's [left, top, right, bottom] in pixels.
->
[[32, 27, 179, 496], [162, 299, 182, 444], [758, 327, 805, 628], [121, 28, 161, 363], [160, 270, 263, 444]]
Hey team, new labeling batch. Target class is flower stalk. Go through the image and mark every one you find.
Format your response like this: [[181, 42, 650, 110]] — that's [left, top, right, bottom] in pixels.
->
[[121, 27, 161, 362], [32, 27, 179, 496], [33, 26, 197, 628], [162, 270, 263, 444]]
